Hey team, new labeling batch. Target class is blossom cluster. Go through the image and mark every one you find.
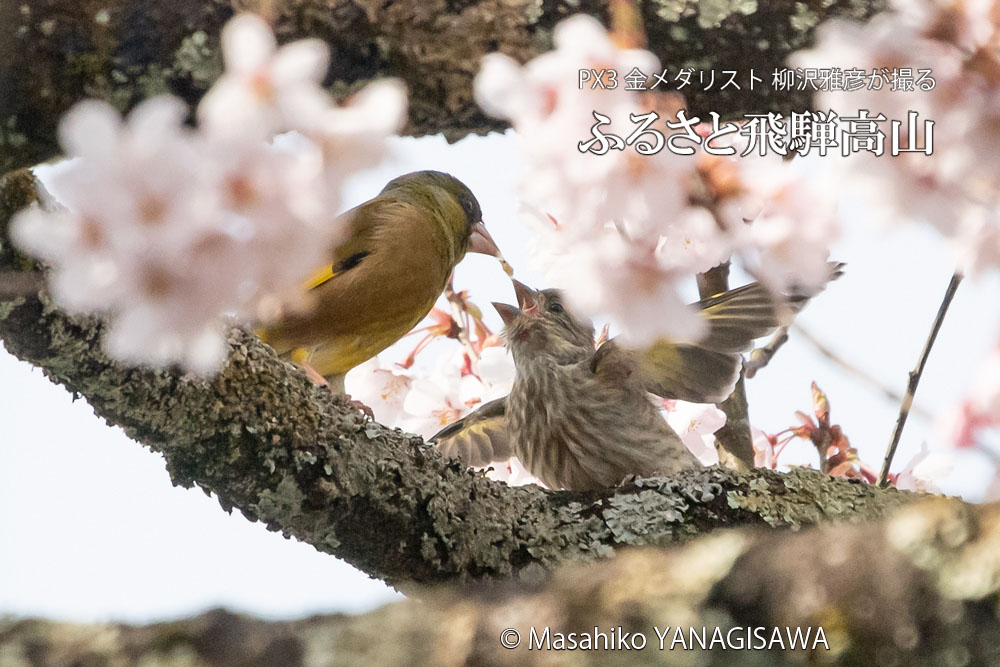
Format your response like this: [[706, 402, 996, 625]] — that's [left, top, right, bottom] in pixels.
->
[[753, 382, 949, 492], [792, 0, 1000, 476], [792, 0, 1000, 275], [12, 14, 406, 373], [940, 337, 1000, 452], [474, 15, 841, 347]]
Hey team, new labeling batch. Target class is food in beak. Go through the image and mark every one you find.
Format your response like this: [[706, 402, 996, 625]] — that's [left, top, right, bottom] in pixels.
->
[[469, 221, 514, 276]]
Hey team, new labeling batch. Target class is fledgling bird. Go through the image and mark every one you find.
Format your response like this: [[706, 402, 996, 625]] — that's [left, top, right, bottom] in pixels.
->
[[257, 170, 507, 393], [463, 286, 700, 490], [434, 275, 837, 490]]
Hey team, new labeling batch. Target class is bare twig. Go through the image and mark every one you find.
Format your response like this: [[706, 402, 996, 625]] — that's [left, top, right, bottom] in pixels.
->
[[877, 271, 963, 487], [744, 325, 791, 378], [444, 276, 479, 363]]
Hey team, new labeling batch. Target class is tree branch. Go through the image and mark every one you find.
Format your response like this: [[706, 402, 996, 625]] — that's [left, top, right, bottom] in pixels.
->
[[0, 0, 886, 174], [1, 168, 914, 588], [3, 496, 997, 666]]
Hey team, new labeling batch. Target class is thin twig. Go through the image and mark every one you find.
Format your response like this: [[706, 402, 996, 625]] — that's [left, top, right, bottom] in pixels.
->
[[792, 323, 933, 422], [744, 326, 790, 378], [877, 271, 963, 487], [444, 276, 479, 363]]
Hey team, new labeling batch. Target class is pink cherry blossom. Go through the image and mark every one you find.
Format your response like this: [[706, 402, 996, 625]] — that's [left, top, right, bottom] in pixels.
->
[[664, 400, 727, 466], [894, 442, 953, 493], [344, 357, 414, 426], [198, 13, 331, 142], [13, 13, 407, 374]]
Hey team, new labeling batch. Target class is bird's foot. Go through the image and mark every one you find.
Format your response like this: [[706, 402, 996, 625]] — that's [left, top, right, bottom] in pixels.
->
[[299, 362, 373, 419], [302, 362, 330, 387]]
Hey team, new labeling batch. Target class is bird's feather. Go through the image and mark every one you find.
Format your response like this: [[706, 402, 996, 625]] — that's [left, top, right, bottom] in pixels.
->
[[431, 397, 511, 467], [433, 271, 842, 476], [259, 198, 454, 377]]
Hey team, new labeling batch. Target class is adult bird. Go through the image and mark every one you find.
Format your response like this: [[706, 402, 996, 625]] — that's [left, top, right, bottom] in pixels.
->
[[433, 275, 838, 490], [257, 170, 505, 393]]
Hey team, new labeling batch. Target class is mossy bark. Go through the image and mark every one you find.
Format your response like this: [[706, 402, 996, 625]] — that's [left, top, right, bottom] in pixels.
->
[[4, 498, 1000, 666], [1, 0, 885, 173]]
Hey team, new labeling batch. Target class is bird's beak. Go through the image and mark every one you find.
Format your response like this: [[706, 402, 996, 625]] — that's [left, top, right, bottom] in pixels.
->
[[468, 221, 502, 257], [511, 279, 539, 315], [492, 302, 522, 326]]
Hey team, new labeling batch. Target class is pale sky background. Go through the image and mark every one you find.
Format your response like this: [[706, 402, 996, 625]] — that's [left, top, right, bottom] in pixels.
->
[[2, 131, 999, 624]]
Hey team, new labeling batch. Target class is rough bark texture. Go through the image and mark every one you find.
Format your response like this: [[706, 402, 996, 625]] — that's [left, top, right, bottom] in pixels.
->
[[1, 168, 916, 589], [0, 0, 886, 174], [4, 497, 999, 666]]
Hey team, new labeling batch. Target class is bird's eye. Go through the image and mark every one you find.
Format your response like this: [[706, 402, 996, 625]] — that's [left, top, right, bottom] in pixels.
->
[[549, 302, 564, 314], [461, 196, 475, 218]]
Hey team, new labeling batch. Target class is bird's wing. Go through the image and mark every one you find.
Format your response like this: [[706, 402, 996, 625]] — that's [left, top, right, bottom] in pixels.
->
[[690, 281, 786, 353], [634, 282, 776, 403], [301, 202, 380, 291], [635, 342, 742, 403], [430, 397, 513, 467], [636, 267, 844, 403], [633, 282, 780, 403], [259, 198, 450, 371]]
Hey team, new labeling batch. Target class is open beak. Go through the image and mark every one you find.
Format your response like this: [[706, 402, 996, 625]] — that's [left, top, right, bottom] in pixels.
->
[[511, 278, 539, 315], [469, 221, 514, 276], [492, 302, 522, 326]]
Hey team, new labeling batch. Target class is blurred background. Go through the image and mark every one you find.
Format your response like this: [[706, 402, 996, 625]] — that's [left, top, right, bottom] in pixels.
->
[[2, 131, 999, 624]]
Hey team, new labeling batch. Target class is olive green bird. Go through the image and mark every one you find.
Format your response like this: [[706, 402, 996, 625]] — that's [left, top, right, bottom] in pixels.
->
[[432, 275, 837, 490], [257, 171, 505, 393]]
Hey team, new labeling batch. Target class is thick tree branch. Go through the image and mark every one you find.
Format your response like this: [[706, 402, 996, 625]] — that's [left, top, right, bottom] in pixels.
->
[[3, 497, 998, 666], [1, 168, 914, 588], [0, 0, 886, 173]]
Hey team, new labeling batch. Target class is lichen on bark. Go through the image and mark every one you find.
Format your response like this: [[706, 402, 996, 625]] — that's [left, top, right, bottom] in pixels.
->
[[5, 497, 1000, 665]]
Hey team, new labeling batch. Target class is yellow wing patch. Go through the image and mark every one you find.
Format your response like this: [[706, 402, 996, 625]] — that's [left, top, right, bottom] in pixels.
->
[[303, 264, 338, 291]]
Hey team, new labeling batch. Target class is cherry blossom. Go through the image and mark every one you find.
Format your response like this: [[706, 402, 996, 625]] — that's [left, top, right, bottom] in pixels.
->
[[344, 357, 413, 426], [751, 428, 779, 469], [725, 156, 841, 294], [544, 233, 708, 346], [485, 457, 542, 488], [400, 367, 487, 439], [198, 13, 331, 142], [13, 98, 236, 372], [940, 337, 1000, 448], [475, 344, 516, 401], [475, 14, 841, 344], [664, 400, 727, 466], [893, 442, 953, 493], [791, 0, 1000, 272], [13, 13, 406, 374]]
